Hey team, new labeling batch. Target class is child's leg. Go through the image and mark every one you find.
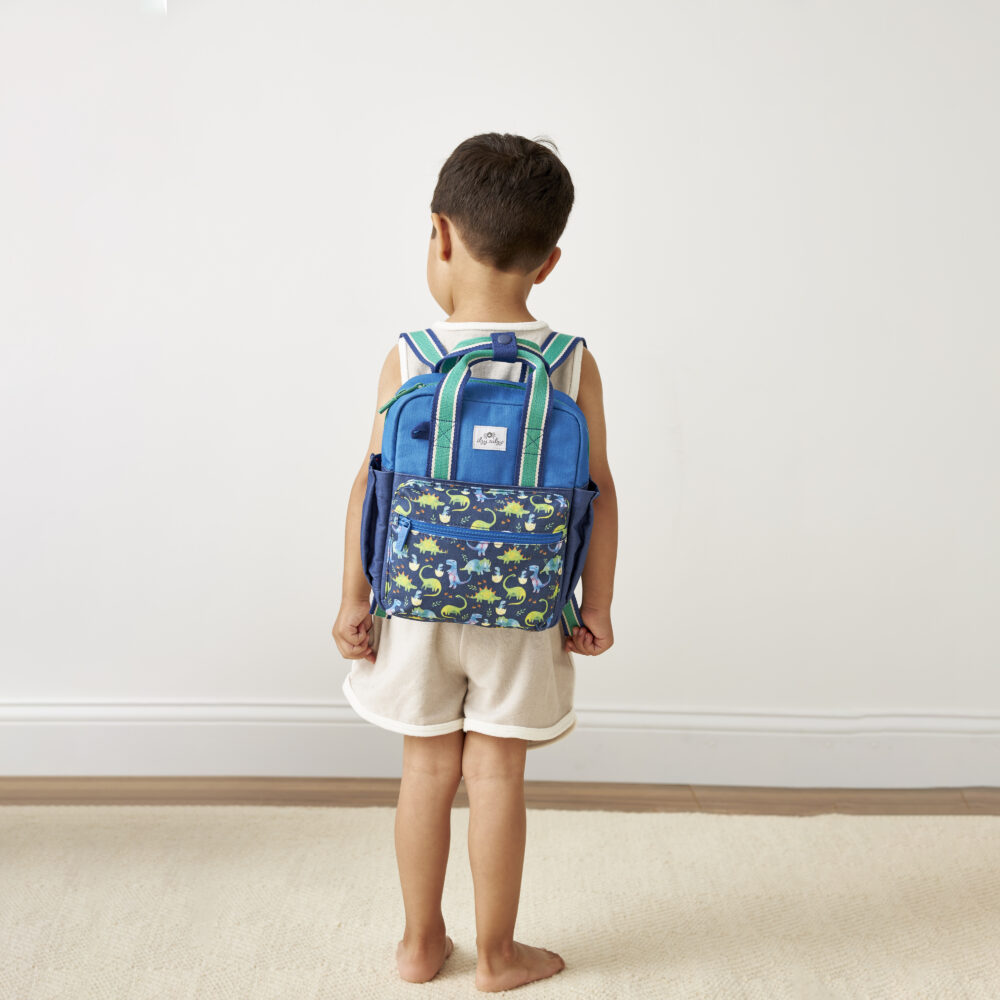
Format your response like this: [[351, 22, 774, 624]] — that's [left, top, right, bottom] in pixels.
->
[[462, 731, 566, 992], [394, 729, 464, 983]]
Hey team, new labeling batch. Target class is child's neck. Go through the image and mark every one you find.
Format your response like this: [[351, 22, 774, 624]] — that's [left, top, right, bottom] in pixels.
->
[[445, 309, 538, 324]]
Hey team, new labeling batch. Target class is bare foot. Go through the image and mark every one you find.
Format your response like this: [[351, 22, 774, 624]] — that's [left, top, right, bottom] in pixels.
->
[[475, 940, 566, 992], [396, 933, 454, 983]]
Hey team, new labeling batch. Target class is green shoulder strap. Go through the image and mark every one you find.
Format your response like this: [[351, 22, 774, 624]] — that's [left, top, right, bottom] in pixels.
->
[[398, 329, 448, 368]]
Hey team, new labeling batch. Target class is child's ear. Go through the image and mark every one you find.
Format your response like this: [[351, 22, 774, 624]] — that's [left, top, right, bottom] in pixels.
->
[[431, 212, 452, 262], [533, 246, 561, 285]]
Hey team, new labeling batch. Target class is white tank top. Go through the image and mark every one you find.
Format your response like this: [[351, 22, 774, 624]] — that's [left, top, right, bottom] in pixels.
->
[[396, 319, 584, 403]]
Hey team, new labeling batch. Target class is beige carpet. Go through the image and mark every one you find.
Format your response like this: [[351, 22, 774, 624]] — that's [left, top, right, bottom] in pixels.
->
[[1, 805, 998, 999]]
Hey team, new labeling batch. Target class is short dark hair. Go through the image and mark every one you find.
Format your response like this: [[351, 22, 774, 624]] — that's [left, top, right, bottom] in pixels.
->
[[430, 133, 575, 274]]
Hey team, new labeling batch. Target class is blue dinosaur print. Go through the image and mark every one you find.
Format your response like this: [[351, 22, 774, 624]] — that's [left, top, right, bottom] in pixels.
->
[[444, 558, 470, 588], [542, 555, 563, 575], [461, 557, 492, 575], [527, 564, 551, 592]]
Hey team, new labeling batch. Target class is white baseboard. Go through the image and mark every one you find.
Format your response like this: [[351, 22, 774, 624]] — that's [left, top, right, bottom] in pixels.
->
[[1, 700, 997, 787]]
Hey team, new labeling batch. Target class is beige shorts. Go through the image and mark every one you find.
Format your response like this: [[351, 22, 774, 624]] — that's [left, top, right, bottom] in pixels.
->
[[342, 612, 576, 750]]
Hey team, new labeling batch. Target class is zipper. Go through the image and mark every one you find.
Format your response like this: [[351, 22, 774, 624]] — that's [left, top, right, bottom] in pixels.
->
[[378, 382, 427, 413], [395, 515, 562, 550], [379, 377, 527, 414]]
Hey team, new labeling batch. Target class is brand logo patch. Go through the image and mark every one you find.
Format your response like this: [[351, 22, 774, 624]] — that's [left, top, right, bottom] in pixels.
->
[[473, 425, 507, 451]]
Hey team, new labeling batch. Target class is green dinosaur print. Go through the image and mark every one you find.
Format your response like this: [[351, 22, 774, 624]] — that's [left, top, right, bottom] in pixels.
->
[[416, 492, 445, 510], [391, 570, 418, 593], [471, 585, 502, 604], [418, 565, 443, 595], [502, 574, 527, 605], [441, 597, 468, 619], [470, 509, 497, 530], [497, 546, 527, 564], [446, 490, 471, 510], [500, 500, 529, 517], [529, 495, 554, 519], [524, 600, 550, 627], [414, 536, 446, 556], [393, 498, 412, 516]]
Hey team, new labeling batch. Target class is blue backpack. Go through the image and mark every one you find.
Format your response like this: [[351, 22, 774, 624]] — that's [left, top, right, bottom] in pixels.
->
[[360, 329, 600, 637]]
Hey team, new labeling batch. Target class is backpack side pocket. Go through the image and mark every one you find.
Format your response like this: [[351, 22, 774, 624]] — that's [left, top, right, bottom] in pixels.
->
[[559, 479, 601, 611], [360, 453, 395, 602]]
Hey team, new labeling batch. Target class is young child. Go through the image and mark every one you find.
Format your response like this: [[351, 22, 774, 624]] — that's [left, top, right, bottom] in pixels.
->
[[332, 133, 617, 993]]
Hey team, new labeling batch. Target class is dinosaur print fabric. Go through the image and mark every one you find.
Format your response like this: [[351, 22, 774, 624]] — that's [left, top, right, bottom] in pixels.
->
[[382, 476, 573, 630]]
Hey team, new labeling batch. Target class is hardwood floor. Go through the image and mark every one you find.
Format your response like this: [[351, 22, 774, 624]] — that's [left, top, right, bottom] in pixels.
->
[[1, 777, 997, 814]]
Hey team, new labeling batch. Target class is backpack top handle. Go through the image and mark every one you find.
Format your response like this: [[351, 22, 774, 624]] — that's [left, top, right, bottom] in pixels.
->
[[400, 329, 586, 377], [426, 343, 552, 488], [433, 331, 548, 374]]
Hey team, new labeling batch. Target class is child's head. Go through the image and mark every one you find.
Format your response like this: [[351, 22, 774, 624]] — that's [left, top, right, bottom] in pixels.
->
[[427, 133, 574, 316]]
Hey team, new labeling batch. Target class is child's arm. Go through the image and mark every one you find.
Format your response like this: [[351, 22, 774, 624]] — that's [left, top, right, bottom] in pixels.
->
[[563, 348, 617, 656], [331, 345, 403, 664]]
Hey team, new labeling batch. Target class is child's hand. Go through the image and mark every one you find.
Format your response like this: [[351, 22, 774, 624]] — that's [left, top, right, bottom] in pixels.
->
[[332, 600, 376, 664], [562, 605, 614, 656]]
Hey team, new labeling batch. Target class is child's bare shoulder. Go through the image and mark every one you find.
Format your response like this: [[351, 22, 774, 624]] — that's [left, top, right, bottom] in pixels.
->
[[575, 346, 610, 477], [575, 345, 604, 413], [356, 345, 404, 474], [377, 342, 403, 398]]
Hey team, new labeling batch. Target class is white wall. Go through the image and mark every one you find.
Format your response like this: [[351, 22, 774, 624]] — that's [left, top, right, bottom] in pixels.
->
[[1, 1, 997, 786]]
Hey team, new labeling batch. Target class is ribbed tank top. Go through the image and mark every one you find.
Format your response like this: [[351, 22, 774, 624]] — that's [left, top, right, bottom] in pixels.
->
[[396, 319, 584, 403]]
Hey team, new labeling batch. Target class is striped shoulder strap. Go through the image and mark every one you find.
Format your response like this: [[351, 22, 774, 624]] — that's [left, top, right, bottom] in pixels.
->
[[539, 331, 588, 372], [399, 329, 449, 368]]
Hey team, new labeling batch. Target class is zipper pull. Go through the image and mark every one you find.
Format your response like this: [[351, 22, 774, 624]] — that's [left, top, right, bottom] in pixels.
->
[[378, 382, 426, 414], [395, 516, 411, 552]]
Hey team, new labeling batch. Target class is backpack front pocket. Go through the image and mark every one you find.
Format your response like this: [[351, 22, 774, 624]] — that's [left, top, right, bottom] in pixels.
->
[[381, 477, 573, 630]]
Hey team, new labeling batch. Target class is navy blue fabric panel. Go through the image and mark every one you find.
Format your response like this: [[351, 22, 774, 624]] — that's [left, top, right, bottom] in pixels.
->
[[359, 455, 377, 587], [559, 479, 600, 609], [360, 453, 395, 605]]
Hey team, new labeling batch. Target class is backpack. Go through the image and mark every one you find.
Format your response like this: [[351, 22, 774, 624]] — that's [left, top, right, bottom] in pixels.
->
[[360, 328, 600, 637]]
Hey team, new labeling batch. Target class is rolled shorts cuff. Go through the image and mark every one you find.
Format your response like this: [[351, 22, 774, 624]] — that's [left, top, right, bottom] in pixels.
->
[[464, 709, 577, 745], [342, 673, 464, 737], [342, 673, 576, 748]]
